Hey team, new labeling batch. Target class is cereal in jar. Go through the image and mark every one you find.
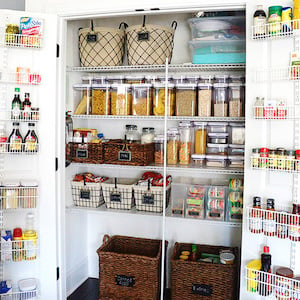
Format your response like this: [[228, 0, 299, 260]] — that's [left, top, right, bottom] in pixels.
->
[[175, 84, 197, 116], [167, 128, 179, 165], [153, 84, 175, 116], [198, 83, 212, 117]]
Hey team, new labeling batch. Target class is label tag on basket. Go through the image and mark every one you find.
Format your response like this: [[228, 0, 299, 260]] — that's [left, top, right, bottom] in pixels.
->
[[76, 149, 88, 159], [115, 275, 135, 287], [188, 211, 200, 217], [87, 34, 97, 42], [80, 190, 90, 199], [142, 193, 154, 205], [118, 150, 131, 162], [209, 212, 221, 218], [137, 31, 149, 41], [172, 209, 183, 215], [231, 213, 242, 220], [192, 284, 213, 296], [110, 193, 121, 202]]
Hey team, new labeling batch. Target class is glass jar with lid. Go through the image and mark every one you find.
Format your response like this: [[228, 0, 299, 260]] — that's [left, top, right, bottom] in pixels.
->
[[179, 121, 193, 165], [141, 127, 155, 144], [198, 83, 212, 117], [91, 84, 110, 115], [153, 83, 175, 116], [125, 76, 144, 84], [213, 83, 228, 117], [124, 125, 140, 143], [132, 84, 153, 116], [167, 128, 179, 165], [176, 83, 197, 116], [229, 83, 242, 117], [194, 122, 207, 155], [154, 134, 165, 164], [214, 75, 229, 83], [111, 84, 132, 115], [199, 75, 213, 84]]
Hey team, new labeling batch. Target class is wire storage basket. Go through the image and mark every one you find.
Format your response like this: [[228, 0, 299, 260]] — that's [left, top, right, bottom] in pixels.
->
[[97, 235, 167, 300], [79, 21, 127, 67], [126, 16, 177, 65]]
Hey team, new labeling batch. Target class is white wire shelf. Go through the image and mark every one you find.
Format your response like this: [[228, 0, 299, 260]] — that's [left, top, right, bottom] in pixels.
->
[[0, 33, 43, 48], [0, 110, 40, 122], [0, 186, 38, 210], [67, 63, 246, 73], [0, 143, 39, 154], [245, 267, 300, 298], [246, 206, 299, 242], [253, 105, 297, 120], [0, 71, 41, 85], [253, 66, 300, 82], [251, 19, 300, 41], [71, 114, 245, 122], [251, 156, 300, 173], [0, 289, 39, 300]]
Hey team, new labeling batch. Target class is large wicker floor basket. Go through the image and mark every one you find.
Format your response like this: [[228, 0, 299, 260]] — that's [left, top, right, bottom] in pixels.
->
[[97, 235, 166, 300], [171, 243, 239, 300]]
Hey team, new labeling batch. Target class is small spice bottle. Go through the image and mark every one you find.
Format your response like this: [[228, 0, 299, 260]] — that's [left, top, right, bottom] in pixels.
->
[[252, 148, 260, 168], [286, 150, 295, 171], [275, 267, 294, 300], [259, 148, 269, 169], [277, 148, 286, 170], [263, 198, 276, 237], [289, 204, 300, 242], [268, 149, 277, 170], [293, 277, 300, 300], [295, 150, 300, 172], [276, 211, 288, 239], [249, 196, 263, 234]]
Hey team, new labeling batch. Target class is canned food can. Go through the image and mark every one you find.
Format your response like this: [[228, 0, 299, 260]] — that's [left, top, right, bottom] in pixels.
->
[[282, 7, 293, 32]]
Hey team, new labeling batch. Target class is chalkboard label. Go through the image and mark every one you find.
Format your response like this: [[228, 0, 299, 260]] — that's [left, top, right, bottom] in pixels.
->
[[188, 211, 200, 217], [137, 31, 149, 41], [118, 150, 131, 162], [80, 190, 90, 199], [110, 193, 121, 202], [172, 209, 183, 215], [192, 284, 213, 296], [231, 214, 242, 220], [115, 275, 135, 287], [76, 149, 88, 159], [209, 212, 220, 218], [143, 194, 154, 205], [87, 34, 97, 42]]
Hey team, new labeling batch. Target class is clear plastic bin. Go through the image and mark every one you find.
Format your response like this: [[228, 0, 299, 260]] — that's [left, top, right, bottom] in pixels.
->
[[228, 144, 244, 156], [176, 84, 197, 116], [132, 84, 153, 116], [185, 184, 205, 219], [194, 122, 207, 155], [229, 123, 245, 145], [206, 143, 228, 155], [171, 182, 188, 216], [91, 84, 110, 115], [229, 83, 242, 117], [207, 133, 229, 144], [206, 185, 228, 221], [213, 83, 228, 117], [228, 155, 244, 168], [206, 155, 227, 168], [198, 83, 212, 117], [207, 122, 229, 133], [191, 154, 206, 167], [153, 83, 175, 116], [111, 84, 132, 115]]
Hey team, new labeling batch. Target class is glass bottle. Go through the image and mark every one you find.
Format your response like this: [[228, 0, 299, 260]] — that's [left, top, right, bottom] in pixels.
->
[[253, 5, 267, 37], [263, 198, 276, 237], [0, 125, 7, 153], [11, 88, 22, 119], [249, 196, 263, 234], [289, 204, 300, 242], [23, 213, 37, 260], [23, 123, 39, 152], [23, 92, 31, 120], [141, 127, 155, 144], [179, 121, 193, 165], [124, 125, 140, 143], [8, 122, 23, 152]]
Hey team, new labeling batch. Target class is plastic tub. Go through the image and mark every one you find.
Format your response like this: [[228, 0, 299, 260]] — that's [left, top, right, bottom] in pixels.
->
[[206, 155, 227, 168], [228, 155, 244, 168], [131, 84, 153, 116], [229, 123, 245, 145], [206, 143, 228, 155], [191, 154, 206, 167], [229, 144, 245, 156], [207, 122, 229, 133], [176, 83, 197, 116], [207, 133, 229, 144]]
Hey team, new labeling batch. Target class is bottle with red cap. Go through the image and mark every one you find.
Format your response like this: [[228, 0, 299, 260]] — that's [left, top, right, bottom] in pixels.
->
[[258, 246, 272, 296], [289, 204, 300, 242], [295, 150, 300, 171], [12, 227, 23, 262]]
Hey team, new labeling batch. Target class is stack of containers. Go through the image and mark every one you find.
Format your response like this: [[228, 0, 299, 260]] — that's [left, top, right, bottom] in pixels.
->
[[206, 185, 227, 221]]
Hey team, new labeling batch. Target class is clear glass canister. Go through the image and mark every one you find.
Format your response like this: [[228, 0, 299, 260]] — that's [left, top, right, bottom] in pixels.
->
[[91, 84, 110, 115], [198, 83, 212, 117], [179, 121, 193, 165], [141, 127, 155, 144], [111, 84, 132, 115], [176, 83, 197, 116], [229, 83, 242, 117], [153, 83, 175, 116], [167, 128, 179, 165], [214, 75, 229, 83], [154, 134, 165, 164], [213, 83, 228, 117], [125, 76, 144, 84], [194, 122, 207, 155], [124, 125, 140, 143], [132, 84, 153, 116]]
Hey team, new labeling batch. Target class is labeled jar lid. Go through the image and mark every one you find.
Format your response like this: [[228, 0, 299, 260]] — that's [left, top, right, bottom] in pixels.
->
[[276, 148, 286, 155], [185, 75, 199, 83], [18, 278, 37, 291], [295, 149, 300, 155], [276, 267, 294, 278], [142, 127, 155, 133], [125, 75, 144, 81], [179, 121, 193, 128], [173, 75, 186, 83], [220, 252, 235, 265], [92, 76, 107, 84], [269, 149, 276, 155], [229, 75, 244, 82], [199, 75, 213, 83], [73, 83, 90, 90]]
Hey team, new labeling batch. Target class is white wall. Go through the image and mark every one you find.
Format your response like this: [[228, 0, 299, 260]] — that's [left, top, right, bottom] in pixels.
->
[[0, 0, 24, 11]]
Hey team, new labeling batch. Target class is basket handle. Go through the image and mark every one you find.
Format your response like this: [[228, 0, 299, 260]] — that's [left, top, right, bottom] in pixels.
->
[[90, 20, 94, 32], [142, 15, 146, 28], [103, 234, 110, 244], [83, 175, 86, 186], [114, 177, 117, 189], [147, 179, 151, 191], [119, 22, 128, 30], [171, 21, 178, 30]]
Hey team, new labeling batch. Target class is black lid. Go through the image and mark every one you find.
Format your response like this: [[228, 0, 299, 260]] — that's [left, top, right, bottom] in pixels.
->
[[142, 127, 155, 132], [12, 122, 19, 126], [28, 123, 35, 127], [267, 198, 275, 209], [253, 196, 261, 206], [125, 125, 137, 130], [25, 92, 30, 97]]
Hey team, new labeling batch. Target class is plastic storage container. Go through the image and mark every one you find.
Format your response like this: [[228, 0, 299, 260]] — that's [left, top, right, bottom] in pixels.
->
[[229, 144, 245, 156], [207, 133, 229, 144], [207, 122, 229, 133], [213, 83, 228, 117], [111, 84, 132, 115], [176, 84, 197, 116], [179, 121, 193, 165], [167, 128, 179, 165], [154, 134, 165, 164], [171, 182, 188, 216], [206, 155, 227, 168], [229, 123, 245, 145], [91, 84, 110, 115], [228, 83, 242, 117], [194, 122, 207, 154], [228, 155, 244, 168], [206, 143, 228, 155], [153, 83, 175, 116], [198, 83, 212, 117], [132, 84, 153, 116], [191, 154, 206, 167], [125, 75, 144, 84]]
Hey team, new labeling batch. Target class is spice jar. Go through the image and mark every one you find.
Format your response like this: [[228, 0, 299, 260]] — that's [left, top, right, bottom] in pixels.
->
[[132, 84, 153, 116], [252, 148, 260, 168], [289, 204, 300, 242], [154, 134, 165, 164], [213, 83, 228, 117], [249, 196, 263, 234], [254, 97, 265, 119], [124, 125, 140, 143], [198, 83, 212, 117], [277, 211, 288, 239], [268, 149, 277, 170], [141, 127, 155, 144], [179, 121, 193, 165], [153, 83, 175, 116], [275, 267, 293, 300], [167, 128, 179, 165], [264, 198, 276, 237], [286, 150, 295, 171], [277, 148, 286, 170], [260, 148, 269, 168], [31, 108, 39, 121], [293, 277, 300, 300], [296, 150, 300, 172], [194, 122, 207, 155], [228, 83, 242, 117], [176, 83, 197, 116], [91, 84, 110, 115], [111, 84, 132, 115], [268, 6, 282, 34]]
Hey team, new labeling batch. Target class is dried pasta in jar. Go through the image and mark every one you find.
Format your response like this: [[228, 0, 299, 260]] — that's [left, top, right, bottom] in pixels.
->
[[153, 84, 175, 116], [91, 84, 110, 115], [111, 84, 132, 115], [132, 84, 153, 116]]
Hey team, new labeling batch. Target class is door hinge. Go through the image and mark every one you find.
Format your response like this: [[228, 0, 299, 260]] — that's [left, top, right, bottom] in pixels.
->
[[55, 157, 58, 171], [56, 44, 60, 58], [57, 267, 60, 280]]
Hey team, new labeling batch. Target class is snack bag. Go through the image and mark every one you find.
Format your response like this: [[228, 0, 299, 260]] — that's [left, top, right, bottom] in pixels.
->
[[20, 17, 43, 47]]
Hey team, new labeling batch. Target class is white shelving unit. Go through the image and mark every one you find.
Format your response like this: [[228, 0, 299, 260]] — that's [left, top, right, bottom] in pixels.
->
[[0, 33, 43, 49]]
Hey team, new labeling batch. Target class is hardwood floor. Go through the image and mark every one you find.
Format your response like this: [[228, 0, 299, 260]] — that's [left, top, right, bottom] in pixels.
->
[[67, 278, 99, 300]]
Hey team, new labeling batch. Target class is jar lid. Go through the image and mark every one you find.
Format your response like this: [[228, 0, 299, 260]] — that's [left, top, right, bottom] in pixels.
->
[[208, 122, 229, 126], [92, 83, 110, 89], [18, 278, 37, 291], [260, 148, 269, 152], [131, 83, 152, 88], [200, 75, 213, 80], [20, 180, 38, 187], [107, 75, 125, 80], [208, 133, 229, 137], [269, 149, 276, 154], [176, 83, 197, 89], [157, 76, 173, 81], [276, 267, 294, 278], [111, 83, 131, 88], [154, 83, 175, 88], [2, 181, 20, 187], [125, 75, 144, 80], [207, 143, 229, 148], [179, 121, 193, 128], [154, 134, 165, 142], [220, 252, 235, 264], [198, 83, 213, 88], [229, 83, 242, 87], [286, 150, 295, 156], [172, 75, 186, 82], [193, 121, 208, 126], [214, 75, 229, 79], [206, 155, 227, 160], [142, 127, 155, 132], [213, 83, 228, 88], [230, 144, 245, 149], [92, 76, 107, 84], [228, 155, 245, 160], [191, 154, 206, 159], [73, 83, 90, 89], [125, 124, 138, 130], [295, 149, 300, 155], [229, 123, 245, 127]]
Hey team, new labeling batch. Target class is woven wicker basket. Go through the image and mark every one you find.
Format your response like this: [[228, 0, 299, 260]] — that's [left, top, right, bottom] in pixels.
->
[[171, 243, 239, 300], [69, 142, 103, 164], [97, 235, 166, 300], [104, 140, 154, 166]]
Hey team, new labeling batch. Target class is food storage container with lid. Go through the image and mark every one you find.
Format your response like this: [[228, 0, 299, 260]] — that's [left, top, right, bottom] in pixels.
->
[[206, 155, 227, 168], [145, 75, 156, 84], [229, 75, 244, 84], [213, 83, 228, 117], [141, 127, 155, 144], [194, 122, 207, 154], [206, 143, 228, 155], [154, 134, 165, 164], [176, 83, 197, 116], [92, 76, 108, 84], [228, 83, 242, 117], [228, 144, 245, 155], [214, 75, 229, 83], [185, 75, 199, 84], [228, 155, 244, 168], [153, 83, 175, 116], [18, 278, 37, 300], [111, 84, 132, 115], [208, 132, 229, 144], [179, 121, 193, 165], [125, 75, 144, 84], [173, 75, 186, 84], [191, 154, 206, 167], [167, 128, 179, 165], [207, 122, 229, 133], [131, 84, 153, 116], [229, 123, 245, 144], [91, 84, 110, 115], [124, 124, 140, 143], [198, 83, 212, 117], [157, 76, 173, 83], [107, 75, 125, 84]]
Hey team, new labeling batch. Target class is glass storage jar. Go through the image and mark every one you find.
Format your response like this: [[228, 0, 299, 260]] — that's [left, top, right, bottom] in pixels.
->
[[153, 83, 175, 116], [124, 125, 140, 143], [179, 121, 193, 165], [198, 83, 212, 117], [167, 128, 179, 165], [132, 84, 153, 116], [141, 127, 155, 144], [154, 134, 165, 164], [91, 84, 110, 115], [213, 83, 228, 117], [229, 83, 242, 117], [111, 84, 132, 115], [125, 76, 144, 84], [176, 83, 197, 116], [194, 122, 207, 155]]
